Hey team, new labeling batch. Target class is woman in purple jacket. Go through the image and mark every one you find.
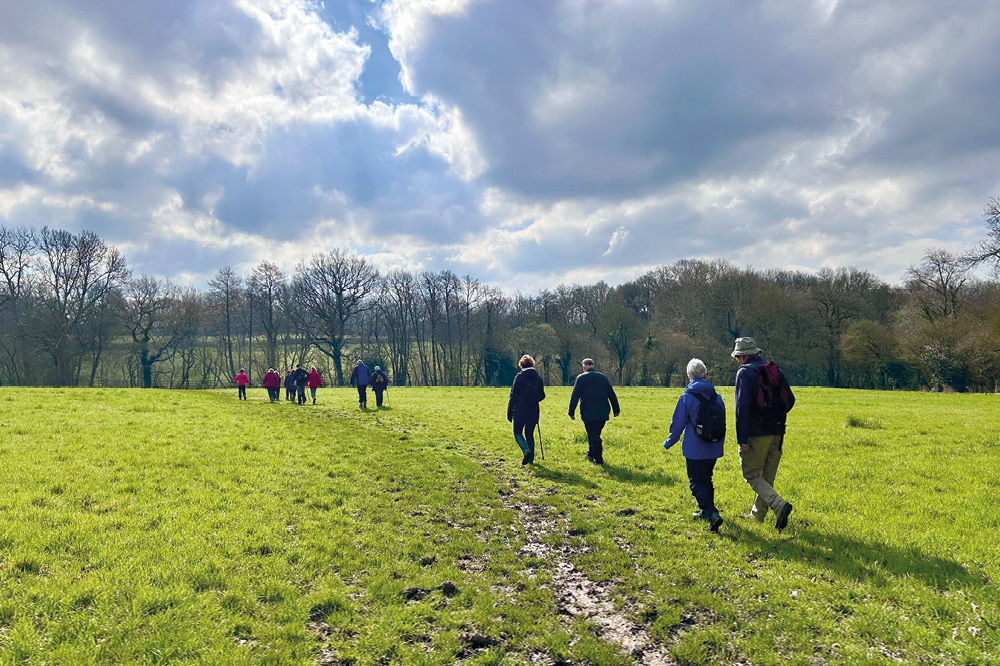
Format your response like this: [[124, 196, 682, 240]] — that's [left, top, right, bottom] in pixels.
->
[[663, 358, 726, 532]]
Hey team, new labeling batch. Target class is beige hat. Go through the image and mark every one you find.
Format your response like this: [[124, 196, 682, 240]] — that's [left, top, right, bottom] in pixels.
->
[[731, 337, 762, 358]]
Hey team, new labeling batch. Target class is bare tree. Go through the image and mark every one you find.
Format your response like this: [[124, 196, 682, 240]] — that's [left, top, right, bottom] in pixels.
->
[[293, 250, 378, 385], [905, 248, 970, 322], [123, 277, 198, 388], [208, 267, 242, 379], [28, 228, 129, 385], [249, 261, 286, 371]]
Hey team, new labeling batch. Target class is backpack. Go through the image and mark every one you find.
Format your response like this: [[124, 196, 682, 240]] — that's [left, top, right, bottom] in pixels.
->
[[745, 362, 791, 426], [692, 390, 726, 443]]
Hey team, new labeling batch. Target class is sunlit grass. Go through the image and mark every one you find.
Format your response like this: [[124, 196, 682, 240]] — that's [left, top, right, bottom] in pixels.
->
[[0, 386, 997, 665]]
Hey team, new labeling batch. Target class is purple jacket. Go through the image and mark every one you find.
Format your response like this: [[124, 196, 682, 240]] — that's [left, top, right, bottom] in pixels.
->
[[664, 379, 725, 460], [734, 356, 795, 443]]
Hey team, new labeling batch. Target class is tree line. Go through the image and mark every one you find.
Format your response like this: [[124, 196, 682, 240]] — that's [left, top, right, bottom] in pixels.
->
[[3, 199, 1000, 391]]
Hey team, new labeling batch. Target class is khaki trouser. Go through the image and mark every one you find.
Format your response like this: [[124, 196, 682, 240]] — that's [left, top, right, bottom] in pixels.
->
[[740, 434, 788, 521]]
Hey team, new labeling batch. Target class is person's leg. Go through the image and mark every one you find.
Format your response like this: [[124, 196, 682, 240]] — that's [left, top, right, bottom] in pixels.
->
[[298, 386, 306, 404], [685, 458, 716, 513], [513, 420, 529, 463], [356, 385, 365, 406], [310, 387, 317, 404], [583, 421, 605, 463], [239, 385, 246, 400], [375, 389, 383, 407], [523, 420, 536, 464], [741, 435, 784, 521]]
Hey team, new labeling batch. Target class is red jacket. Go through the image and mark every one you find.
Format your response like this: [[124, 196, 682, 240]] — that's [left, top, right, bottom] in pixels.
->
[[307, 370, 322, 389], [233, 372, 249, 386], [262, 371, 280, 388]]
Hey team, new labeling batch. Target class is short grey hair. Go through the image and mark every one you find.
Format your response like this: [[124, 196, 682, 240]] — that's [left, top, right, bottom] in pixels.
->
[[686, 358, 708, 380], [582, 358, 595, 368]]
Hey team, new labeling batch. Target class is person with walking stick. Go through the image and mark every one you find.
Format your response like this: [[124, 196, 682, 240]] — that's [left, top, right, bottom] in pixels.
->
[[507, 355, 545, 465]]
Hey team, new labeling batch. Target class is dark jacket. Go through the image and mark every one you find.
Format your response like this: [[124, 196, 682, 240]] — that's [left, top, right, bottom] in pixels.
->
[[734, 356, 795, 443], [293, 368, 310, 387], [350, 363, 371, 386], [371, 370, 388, 391], [507, 367, 545, 423], [284, 372, 295, 390], [664, 379, 725, 460], [568, 370, 620, 423]]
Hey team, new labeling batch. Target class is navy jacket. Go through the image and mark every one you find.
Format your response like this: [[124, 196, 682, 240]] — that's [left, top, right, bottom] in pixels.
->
[[568, 370, 620, 423], [293, 368, 310, 387], [734, 356, 795, 443], [507, 367, 545, 423], [350, 363, 371, 386], [284, 373, 295, 390], [664, 379, 725, 460], [371, 370, 388, 391]]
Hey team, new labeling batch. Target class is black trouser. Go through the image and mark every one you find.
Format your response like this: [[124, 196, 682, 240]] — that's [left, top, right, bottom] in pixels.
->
[[267, 387, 278, 401], [238, 385, 246, 400], [373, 388, 385, 406], [583, 420, 606, 462], [357, 384, 367, 405], [514, 420, 537, 450], [685, 458, 718, 514], [285, 387, 293, 400]]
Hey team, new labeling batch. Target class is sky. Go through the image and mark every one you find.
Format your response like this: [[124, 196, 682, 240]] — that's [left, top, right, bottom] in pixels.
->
[[1, 0, 999, 291]]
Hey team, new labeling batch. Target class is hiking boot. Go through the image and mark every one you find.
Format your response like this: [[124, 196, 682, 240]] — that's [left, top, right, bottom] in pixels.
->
[[708, 511, 724, 532], [775, 502, 793, 531]]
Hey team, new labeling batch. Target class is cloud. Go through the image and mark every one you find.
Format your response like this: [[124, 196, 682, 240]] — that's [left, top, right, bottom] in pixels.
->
[[1, 0, 999, 291]]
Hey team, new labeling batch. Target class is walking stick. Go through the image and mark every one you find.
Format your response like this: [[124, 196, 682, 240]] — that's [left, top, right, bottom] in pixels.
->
[[537, 423, 544, 461]]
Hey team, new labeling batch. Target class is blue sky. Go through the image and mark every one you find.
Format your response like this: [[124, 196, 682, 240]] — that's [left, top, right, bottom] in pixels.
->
[[1, 0, 999, 290]]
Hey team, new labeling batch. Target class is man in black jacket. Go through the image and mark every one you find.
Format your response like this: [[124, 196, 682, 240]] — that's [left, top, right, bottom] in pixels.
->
[[568, 358, 620, 465]]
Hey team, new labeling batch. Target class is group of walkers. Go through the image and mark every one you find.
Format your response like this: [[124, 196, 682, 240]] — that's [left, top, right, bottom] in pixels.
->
[[506, 336, 796, 534], [230, 359, 390, 408]]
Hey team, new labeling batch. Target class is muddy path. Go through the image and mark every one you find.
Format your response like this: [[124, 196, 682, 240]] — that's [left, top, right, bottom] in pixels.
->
[[496, 470, 677, 666]]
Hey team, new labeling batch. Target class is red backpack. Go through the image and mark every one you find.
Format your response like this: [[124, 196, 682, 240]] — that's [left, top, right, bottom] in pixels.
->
[[745, 362, 791, 426]]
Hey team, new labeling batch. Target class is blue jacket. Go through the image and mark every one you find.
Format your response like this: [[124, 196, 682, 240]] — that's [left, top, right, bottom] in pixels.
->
[[663, 379, 725, 460], [734, 356, 795, 443], [350, 363, 371, 386]]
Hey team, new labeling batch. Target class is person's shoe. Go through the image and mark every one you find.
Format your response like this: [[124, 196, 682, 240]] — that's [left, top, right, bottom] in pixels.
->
[[775, 502, 793, 531], [708, 511, 724, 532]]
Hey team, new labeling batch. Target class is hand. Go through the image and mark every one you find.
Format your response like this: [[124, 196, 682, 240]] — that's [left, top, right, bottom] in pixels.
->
[[662, 440, 671, 449], [740, 443, 749, 452], [613, 411, 620, 418], [569, 413, 575, 420], [507, 415, 512, 423]]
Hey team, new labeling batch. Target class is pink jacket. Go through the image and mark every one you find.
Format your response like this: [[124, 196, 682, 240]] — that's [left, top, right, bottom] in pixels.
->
[[307, 370, 322, 389], [262, 371, 280, 389], [233, 372, 249, 386]]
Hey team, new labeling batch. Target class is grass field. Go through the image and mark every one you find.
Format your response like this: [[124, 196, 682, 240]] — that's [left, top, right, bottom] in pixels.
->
[[0, 385, 997, 665]]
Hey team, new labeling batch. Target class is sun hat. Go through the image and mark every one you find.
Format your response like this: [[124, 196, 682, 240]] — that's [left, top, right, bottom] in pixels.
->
[[731, 337, 763, 358]]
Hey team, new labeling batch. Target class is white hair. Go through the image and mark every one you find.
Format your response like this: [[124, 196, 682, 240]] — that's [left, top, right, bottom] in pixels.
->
[[686, 358, 708, 380]]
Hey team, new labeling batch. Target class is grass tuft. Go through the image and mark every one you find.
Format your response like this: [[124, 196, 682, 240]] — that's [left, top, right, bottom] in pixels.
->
[[844, 412, 883, 429]]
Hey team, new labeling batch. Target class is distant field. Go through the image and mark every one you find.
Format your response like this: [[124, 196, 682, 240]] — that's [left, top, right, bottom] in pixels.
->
[[0, 386, 997, 665]]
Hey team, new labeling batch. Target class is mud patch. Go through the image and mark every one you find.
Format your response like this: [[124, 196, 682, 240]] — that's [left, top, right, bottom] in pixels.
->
[[504, 499, 676, 666]]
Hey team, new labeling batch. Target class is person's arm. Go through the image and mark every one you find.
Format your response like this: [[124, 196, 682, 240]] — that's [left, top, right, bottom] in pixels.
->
[[782, 372, 795, 412], [568, 378, 580, 419], [349, 367, 357, 386], [537, 376, 545, 402], [735, 366, 753, 448], [608, 381, 620, 417], [663, 394, 687, 449], [507, 374, 519, 422]]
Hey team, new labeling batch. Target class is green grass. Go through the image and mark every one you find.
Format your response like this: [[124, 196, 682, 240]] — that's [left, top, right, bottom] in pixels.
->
[[0, 386, 997, 665]]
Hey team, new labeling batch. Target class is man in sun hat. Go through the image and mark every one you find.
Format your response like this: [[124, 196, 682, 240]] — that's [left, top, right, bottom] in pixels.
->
[[732, 337, 796, 531]]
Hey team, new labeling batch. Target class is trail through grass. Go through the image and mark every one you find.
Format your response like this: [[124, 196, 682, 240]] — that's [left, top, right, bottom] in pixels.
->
[[0, 386, 997, 665]]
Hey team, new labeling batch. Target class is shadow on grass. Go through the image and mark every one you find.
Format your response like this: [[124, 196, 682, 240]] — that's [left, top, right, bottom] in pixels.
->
[[600, 464, 679, 488], [726, 524, 978, 590], [531, 465, 599, 490]]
